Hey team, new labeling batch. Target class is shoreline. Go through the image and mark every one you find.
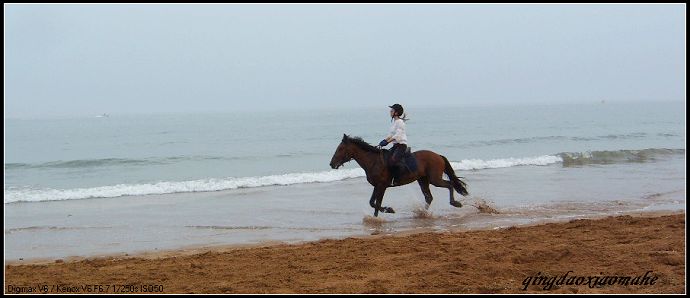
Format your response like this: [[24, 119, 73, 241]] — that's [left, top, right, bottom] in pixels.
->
[[5, 209, 684, 266], [5, 212, 685, 294]]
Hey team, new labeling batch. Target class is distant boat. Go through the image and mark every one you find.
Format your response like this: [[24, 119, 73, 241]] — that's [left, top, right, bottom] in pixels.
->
[[96, 113, 110, 118]]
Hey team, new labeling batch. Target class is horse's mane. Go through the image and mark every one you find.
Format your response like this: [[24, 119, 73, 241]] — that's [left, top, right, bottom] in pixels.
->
[[344, 135, 382, 153]]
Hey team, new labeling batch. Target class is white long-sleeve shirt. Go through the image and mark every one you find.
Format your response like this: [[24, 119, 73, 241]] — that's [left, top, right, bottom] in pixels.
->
[[387, 118, 408, 145]]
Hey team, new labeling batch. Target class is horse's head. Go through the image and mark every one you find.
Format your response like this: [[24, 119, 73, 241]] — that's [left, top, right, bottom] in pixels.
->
[[330, 134, 354, 169]]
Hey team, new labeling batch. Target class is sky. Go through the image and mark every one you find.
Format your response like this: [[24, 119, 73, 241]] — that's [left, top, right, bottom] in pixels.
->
[[4, 4, 686, 118]]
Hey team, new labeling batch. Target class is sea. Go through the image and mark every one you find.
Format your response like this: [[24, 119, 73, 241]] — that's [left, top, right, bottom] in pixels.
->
[[4, 101, 686, 260]]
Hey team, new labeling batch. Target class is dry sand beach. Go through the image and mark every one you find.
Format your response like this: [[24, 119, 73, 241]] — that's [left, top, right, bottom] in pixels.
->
[[5, 213, 685, 294]]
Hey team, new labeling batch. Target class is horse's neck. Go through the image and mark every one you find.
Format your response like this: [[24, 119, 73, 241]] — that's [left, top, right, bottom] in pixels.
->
[[351, 147, 381, 173]]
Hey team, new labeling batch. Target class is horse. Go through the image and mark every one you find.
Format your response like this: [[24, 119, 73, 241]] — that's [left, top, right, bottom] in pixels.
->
[[329, 134, 468, 217]]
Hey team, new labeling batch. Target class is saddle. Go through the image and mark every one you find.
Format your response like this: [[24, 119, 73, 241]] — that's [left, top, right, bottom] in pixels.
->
[[382, 147, 418, 174]]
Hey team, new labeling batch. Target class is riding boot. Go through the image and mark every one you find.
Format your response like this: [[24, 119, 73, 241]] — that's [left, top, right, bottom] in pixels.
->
[[390, 165, 400, 186]]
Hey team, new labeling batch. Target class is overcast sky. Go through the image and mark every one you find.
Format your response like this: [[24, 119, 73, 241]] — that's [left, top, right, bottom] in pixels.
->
[[4, 4, 686, 118]]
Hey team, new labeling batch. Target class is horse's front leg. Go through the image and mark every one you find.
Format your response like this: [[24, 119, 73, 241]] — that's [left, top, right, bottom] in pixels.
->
[[369, 187, 378, 210], [372, 185, 395, 217]]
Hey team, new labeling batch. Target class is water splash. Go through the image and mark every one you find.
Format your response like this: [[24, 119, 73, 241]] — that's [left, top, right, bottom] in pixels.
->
[[411, 206, 434, 219], [470, 197, 500, 214]]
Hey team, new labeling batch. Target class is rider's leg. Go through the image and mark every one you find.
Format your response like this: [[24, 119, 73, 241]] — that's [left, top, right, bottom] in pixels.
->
[[390, 144, 407, 186]]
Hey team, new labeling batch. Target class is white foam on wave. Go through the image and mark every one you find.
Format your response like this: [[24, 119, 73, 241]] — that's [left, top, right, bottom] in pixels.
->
[[451, 155, 563, 170], [4, 155, 563, 204], [4, 168, 365, 203]]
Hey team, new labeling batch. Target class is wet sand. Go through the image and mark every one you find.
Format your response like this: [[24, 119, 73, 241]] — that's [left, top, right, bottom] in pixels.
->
[[4, 213, 685, 294]]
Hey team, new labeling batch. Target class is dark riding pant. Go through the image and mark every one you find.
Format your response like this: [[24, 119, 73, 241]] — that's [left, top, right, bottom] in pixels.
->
[[389, 143, 407, 185], [390, 143, 407, 165]]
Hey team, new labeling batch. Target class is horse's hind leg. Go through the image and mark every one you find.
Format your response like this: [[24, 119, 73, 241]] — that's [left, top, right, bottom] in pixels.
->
[[429, 177, 462, 208], [417, 177, 433, 209]]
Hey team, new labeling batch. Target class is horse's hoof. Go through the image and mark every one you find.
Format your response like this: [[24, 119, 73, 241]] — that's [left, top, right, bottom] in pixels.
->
[[450, 201, 463, 208], [385, 207, 395, 213]]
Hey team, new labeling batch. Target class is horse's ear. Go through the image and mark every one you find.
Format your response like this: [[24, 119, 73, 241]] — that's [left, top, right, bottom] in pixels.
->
[[342, 134, 348, 142]]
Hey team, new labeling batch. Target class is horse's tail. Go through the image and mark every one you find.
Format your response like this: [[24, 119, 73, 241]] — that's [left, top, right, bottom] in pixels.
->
[[441, 155, 469, 196]]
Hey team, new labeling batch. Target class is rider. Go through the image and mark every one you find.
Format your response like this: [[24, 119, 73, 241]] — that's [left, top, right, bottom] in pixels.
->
[[379, 103, 408, 186]]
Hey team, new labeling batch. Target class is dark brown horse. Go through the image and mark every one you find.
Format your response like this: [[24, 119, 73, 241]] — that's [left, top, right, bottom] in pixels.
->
[[329, 134, 468, 217]]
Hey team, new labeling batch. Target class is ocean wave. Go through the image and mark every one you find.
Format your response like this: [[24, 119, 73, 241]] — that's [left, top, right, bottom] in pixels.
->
[[4, 168, 366, 203], [4, 154, 559, 203], [6, 157, 181, 169], [4, 156, 242, 170], [5, 153, 323, 170], [558, 148, 685, 167], [5, 148, 684, 203], [450, 155, 562, 170], [5, 226, 114, 234], [598, 132, 647, 139], [447, 132, 665, 149], [446, 136, 572, 148]]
